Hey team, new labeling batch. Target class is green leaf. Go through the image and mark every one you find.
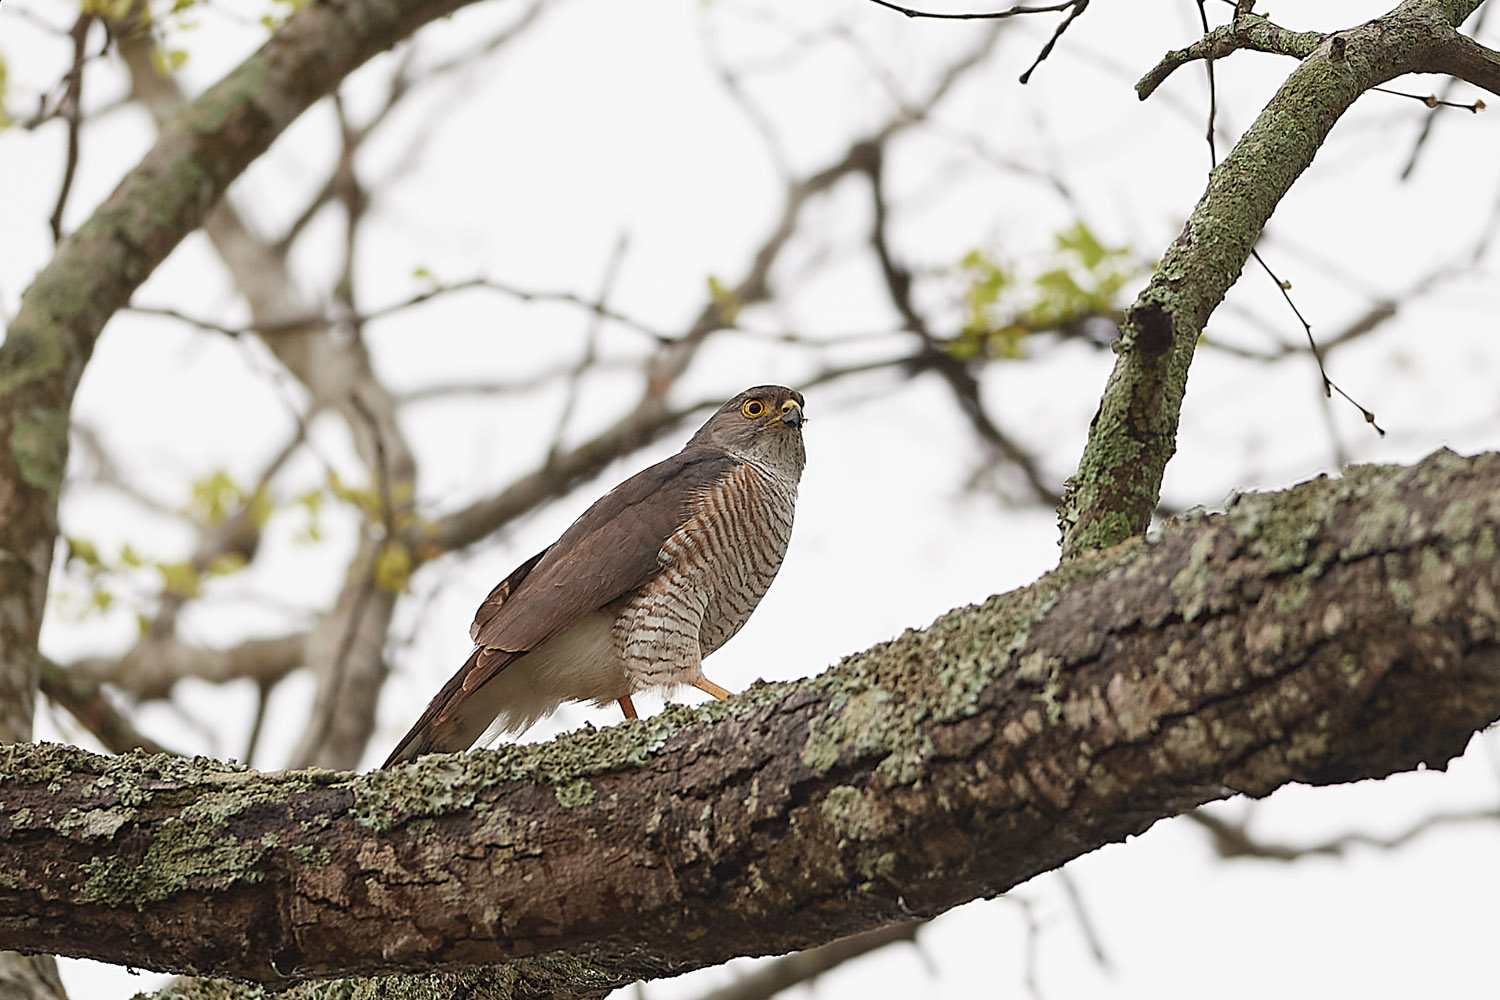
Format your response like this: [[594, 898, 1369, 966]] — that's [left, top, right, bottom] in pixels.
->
[[206, 553, 248, 577], [157, 561, 201, 598], [248, 486, 275, 527], [706, 275, 742, 326], [66, 536, 102, 568], [1056, 220, 1108, 269], [148, 46, 190, 76], [373, 541, 412, 593], [186, 468, 245, 525], [0, 54, 12, 131]]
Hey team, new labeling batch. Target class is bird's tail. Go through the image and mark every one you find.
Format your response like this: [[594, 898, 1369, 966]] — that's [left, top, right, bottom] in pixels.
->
[[382, 646, 516, 767]]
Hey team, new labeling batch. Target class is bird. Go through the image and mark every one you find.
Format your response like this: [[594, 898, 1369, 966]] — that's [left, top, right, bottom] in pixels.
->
[[383, 385, 806, 766]]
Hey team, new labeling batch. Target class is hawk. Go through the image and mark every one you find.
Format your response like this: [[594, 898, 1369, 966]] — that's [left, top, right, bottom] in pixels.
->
[[384, 385, 806, 766]]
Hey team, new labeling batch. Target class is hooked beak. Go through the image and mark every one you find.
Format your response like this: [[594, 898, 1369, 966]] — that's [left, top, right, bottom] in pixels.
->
[[781, 403, 804, 429]]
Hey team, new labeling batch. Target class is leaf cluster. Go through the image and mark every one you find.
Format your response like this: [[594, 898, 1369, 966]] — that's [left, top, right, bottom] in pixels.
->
[[949, 221, 1137, 361]]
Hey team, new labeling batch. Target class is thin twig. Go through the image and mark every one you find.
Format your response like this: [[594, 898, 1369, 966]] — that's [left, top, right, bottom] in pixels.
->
[[546, 234, 630, 470], [47, 13, 93, 243], [1019, 0, 1089, 84], [1186, 805, 1500, 860], [693, 921, 924, 1000], [128, 278, 672, 343], [1250, 248, 1385, 435], [866, 0, 1075, 20], [1196, 0, 1219, 168]]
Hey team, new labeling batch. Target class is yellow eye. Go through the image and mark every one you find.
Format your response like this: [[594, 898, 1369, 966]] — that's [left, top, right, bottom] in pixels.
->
[[742, 399, 766, 418]]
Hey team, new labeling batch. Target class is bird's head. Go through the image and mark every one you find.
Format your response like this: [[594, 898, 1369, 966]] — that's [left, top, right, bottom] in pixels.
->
[[689, 385, 806, 476]]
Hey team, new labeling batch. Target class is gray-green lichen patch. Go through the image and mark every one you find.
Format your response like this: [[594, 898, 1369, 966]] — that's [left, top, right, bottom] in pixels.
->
[[800, 688, 893, 775], [553, 778, 596, 808], [1228, 474, 1339, 573], [57, 806, 135, 839], [79, 814, 267, 908], [819, 784, 891, 842], [184, 56, 268, 135], [286, 842, 331, 867], [354, 700, 760, 830], [8, 408, 69, 499], [1, 741, 117, 787], [0, 326, 67, 399], [1169, 530, 1220, 621]]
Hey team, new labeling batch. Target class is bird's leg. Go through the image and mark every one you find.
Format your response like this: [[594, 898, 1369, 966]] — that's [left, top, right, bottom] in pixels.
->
[[692, 678, 733, 701], [618, 696, 638, 719]]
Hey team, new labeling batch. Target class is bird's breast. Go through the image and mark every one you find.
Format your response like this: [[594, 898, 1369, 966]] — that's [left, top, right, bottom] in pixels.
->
[[669, 464, 797, 654]]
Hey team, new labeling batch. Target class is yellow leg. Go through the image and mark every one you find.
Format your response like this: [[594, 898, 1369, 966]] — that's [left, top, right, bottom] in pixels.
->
[[619, 695, 638, 719], [693, 678, 733, 701]]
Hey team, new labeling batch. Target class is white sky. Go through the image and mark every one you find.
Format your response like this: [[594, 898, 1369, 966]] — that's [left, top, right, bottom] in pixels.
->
[[2, 0, 1499, 997]]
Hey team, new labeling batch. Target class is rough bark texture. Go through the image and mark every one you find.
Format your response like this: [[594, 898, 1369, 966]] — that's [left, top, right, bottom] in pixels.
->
[[2, 448, 1497, 990], [1057, 0, 1496, 556]]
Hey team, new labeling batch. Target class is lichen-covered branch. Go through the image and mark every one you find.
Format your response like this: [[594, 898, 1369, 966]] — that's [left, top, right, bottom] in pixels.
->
[[1057, 0, 1490, 557], [1135, 14, 1326, 100], [3, 447, 1498, 990]]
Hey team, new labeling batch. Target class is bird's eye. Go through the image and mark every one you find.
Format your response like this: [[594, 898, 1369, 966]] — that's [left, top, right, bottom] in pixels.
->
[[742, 399, 766, 418]]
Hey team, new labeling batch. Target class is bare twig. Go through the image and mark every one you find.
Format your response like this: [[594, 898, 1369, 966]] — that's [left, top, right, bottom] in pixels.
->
[[1196, 0, 1220, 168], [693, 921, 924, 1000], [1186, 805, 1500, 860], [1056, 868, 1111, 970], [128, 278, 673, 343], [46, 13, 93, 242], [545, 235, 630, 470], [1249, 248, 1385, 435], [1018, 0, 1088, 83], [866, 0, 1075, 20]]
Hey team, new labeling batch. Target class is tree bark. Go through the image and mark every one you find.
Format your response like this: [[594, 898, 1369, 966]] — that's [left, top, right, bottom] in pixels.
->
[[3, 447, 1497, 990]]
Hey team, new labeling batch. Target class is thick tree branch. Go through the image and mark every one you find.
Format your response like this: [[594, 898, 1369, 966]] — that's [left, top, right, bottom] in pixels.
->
[[1057, 0, 1488, 557], [1429, 28, 1500, 94], [3, 448, 1498, 990]]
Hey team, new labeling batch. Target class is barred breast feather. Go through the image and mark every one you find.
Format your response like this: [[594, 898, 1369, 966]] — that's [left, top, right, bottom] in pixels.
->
[[613, 461, 797, 691]]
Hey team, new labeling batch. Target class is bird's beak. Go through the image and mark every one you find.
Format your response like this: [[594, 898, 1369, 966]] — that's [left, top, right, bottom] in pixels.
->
[[781, 403, 804, 429]]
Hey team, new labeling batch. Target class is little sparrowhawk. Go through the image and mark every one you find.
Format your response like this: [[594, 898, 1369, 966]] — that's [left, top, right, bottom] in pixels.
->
[[383, 385, 806, 766]]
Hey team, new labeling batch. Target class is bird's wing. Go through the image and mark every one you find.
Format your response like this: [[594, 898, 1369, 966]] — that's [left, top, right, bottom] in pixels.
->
[[471, 446, 737, 652], [469, 546, 550, 642]]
